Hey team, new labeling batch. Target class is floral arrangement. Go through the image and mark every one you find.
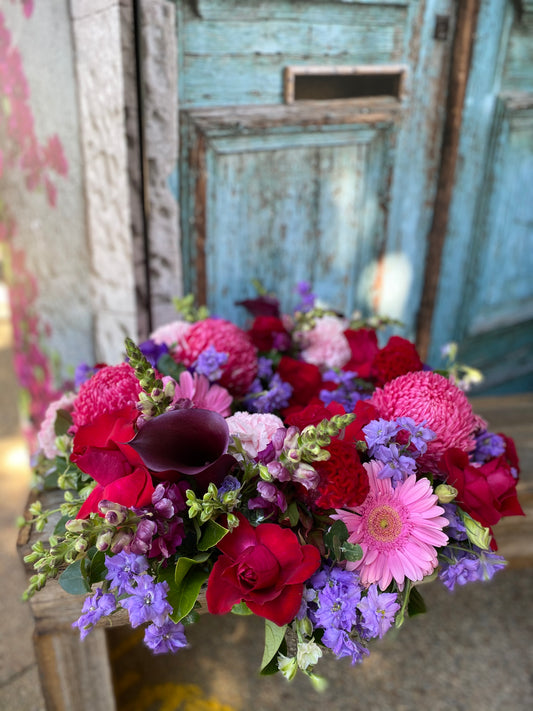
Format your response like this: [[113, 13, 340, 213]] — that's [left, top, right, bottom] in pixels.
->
[[23, 283, 524, 686]]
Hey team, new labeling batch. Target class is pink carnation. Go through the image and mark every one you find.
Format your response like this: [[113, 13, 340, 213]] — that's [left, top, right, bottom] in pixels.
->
[[299, 315, 351, 370], [71, 363, 142, 429], [169, 371, 232, 417], [226, 411, 285, 459], [370, 371, 483, 472], [37, 392, 77, 459], [173, 318, 257, 396], [150, 320, 191, 347]]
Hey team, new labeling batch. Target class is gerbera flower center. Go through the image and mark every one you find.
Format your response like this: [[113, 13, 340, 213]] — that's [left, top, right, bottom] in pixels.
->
[[366, 505, 403, 543]]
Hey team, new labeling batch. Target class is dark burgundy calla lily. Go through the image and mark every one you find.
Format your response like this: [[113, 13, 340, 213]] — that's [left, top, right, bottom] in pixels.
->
[[236, 295, 280, 318], [129, 408, 231, 483]]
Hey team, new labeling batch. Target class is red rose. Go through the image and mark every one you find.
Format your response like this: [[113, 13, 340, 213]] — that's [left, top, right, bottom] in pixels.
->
[[439, 448, 524, 529], [77, 466, 155, 519], [313, 439, 369, 510], [71, 405, 144, 485], [248, 316, 290, 352], [277, 356, 322, 407], [342, 328, 379, 379], [373, 336, 424, 386], [284, 401, 332, 430], [206, 513, 320, 626]]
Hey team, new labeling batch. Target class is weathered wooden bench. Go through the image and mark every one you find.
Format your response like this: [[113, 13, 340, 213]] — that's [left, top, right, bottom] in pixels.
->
[[17, 394, 533, 711]]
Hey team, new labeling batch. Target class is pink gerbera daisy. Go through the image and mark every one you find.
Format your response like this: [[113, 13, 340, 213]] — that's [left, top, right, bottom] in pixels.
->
[[334, 460, 448, 590], [170, 371, 232, 417]]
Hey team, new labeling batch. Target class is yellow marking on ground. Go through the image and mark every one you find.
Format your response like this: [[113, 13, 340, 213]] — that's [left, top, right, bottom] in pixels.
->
[[109, 627, 145, 662], [118, 682, 237, 711]]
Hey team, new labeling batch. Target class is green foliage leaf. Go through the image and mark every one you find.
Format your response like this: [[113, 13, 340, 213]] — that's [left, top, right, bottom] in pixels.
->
[[54, 408, 73, 437], [260, 619, 287, 673], [53, 514, 69, 536], [198, 520, 228, 551], [324, 519, 351, 562], [287, 501, 300, 527], [340, 541, 363, 562], [174, 553, 210, 588], [260, 638, 287, 676], [168, 567, 209, 623], [58, 560, 91, 595], [231, 601, 253, 616], [407, 586, 427, 617], [156, 353, 186, 380], [87, 550, 107, 585]]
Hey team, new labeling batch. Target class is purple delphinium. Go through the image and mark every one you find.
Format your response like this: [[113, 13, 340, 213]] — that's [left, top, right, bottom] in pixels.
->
[[395, 416, 436, 455], [473, 431, 506, 463], [257, 356, 274, 380], [120, 575, 172, 627], [319, 370, 369, 412], [194, 345, 228, 381], [245, 373, 292, 413], [363, 419, 400, 453], [72, 588, 117, 640], [105, 551, 149, 595], [438, 549, 483, 591], [144, 619, 188, 654], [74, 362, 100, 388], [315, 579, 361, 630], [374, 443, 417, 485], [357, 584, 400, 640], [321, 628, 369, 665]]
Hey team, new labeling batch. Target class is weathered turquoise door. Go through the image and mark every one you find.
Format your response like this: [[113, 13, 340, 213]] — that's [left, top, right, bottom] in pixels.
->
[[173, 0, 533, 393]]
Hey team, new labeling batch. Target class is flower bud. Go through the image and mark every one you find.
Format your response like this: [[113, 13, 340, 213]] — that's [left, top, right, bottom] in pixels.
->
[[462, 513, 491, 550], [96, 530, 114, 552], [258, 464, 272, 481], [110, 530, 133, 554], [435, 484, 458, 504], [277, 654, 297, 681], [74, 537, 88, 553], [65, 518, 89, 533]]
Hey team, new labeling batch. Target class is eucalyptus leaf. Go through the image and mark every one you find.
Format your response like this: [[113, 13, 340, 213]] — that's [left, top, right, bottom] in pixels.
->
[[260, 619, 287, 672], [340, 542, 363, 562], [198, 519, 228, 551], [58, 560, 91, 595]]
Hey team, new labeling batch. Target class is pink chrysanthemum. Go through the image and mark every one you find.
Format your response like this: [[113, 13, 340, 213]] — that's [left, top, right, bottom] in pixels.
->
[[169, 371, 232, 417], [150, 319, 191, 348], [334, 460, 448, 590], [370, 370, 484, 472], [173, 318, 258, 396], [226, 411, 285, 459], [71, 362, 141, 429], [299, 315, 351, 370]]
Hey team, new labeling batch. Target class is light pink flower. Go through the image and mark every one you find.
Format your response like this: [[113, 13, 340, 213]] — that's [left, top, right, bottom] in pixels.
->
[[37, 392, 77, 458], [170, 371, 232, 417], [150, 320, 191, 348], [299, 315, 351, 370], [226, 411, 285, 459], [334, 460, 448, 590], [370, 370, 485, 472]]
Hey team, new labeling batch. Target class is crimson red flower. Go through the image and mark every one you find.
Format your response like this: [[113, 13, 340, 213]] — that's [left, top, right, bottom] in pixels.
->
[[277, 356, 322, 407], [342, 328, 379, 379], [206, 514, 320, 626], [248, 316, 290, 352], [439, 448, 524, 529], [77, 467, 155, 519], [71, 405, 144, 485], [373, 336, 424, 386], [313, 439, 369, 510]]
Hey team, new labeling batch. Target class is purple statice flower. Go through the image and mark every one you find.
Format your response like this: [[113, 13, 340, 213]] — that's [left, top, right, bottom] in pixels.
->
[[144, 619, 188, 654], [441, 503, 468, 541], [363, 419, 400, 453], [438, 549, 481, 591], [120, 575, 172, 627], [321, 628, 369, 665], [194, 345, 228, 381], [139, 339, 169, 368], [72, 588, 117, 640], [245, 374, 292, 413], [374, 443, 417, 485], [105, 551, 150, 594], [473, 431, 506, 462], [357, 584, 400, 640], [395, 416, 436, 455], [320, 370, 369, 412], [218, 475, 241, 498], [294, 280, 316, 313]]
